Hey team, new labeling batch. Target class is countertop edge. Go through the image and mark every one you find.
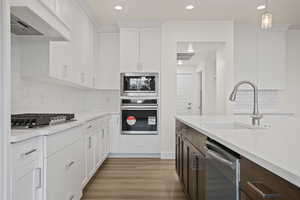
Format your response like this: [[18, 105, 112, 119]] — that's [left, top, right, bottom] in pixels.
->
[[175, 116, 300, 188], [10, 112, 120, 143]]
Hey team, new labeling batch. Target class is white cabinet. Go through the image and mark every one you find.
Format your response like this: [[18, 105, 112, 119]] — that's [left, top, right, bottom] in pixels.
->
[[12, 161, 42, 200], [19, 0, 98, 89], [139, 28, 161, 72], [120, 27, 161, 72], [84, 116, 110, 183], [257, 29, 287, 89], [234, 24, 287, 90], [11, 137, 43, 200], [109, 114, 120, 154], [45, 125, 85, 200], [96, 33, 120, 90]]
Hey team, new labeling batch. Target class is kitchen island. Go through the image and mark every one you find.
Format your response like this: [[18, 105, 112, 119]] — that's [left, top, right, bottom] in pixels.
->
[[175, 115, 300, 200]]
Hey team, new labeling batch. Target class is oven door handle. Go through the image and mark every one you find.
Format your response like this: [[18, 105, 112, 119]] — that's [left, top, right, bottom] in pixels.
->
[[121, 106, 158, 110]]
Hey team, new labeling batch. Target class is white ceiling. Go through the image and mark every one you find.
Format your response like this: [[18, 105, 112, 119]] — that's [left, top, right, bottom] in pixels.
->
[[85, 0, 300, 27]]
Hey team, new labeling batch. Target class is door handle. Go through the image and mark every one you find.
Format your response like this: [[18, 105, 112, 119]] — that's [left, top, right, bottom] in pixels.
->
[[247, 182, 280, 199], [22, 149, 37, 157], [88, 137, 92, 149]]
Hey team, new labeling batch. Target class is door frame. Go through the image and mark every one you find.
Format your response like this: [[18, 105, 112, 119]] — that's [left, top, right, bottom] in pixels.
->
[[176, 70, 204, 115], [0, 0, 11, 199]]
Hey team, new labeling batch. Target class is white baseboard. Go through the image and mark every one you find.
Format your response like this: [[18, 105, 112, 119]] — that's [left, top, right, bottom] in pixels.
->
[[109, 153, 161, 158], [160, 152, 175, 159]]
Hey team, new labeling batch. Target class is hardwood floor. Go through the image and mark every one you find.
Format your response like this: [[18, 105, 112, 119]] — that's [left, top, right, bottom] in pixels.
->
[[82, 158, 187, 200]]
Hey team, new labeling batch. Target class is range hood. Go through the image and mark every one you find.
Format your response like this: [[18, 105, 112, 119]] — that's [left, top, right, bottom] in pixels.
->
[[11, 14, 43, 36], [10, 0, 71, 41]]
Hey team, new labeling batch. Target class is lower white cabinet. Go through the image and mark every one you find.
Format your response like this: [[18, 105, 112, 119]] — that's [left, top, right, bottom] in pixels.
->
[[11, 137, 43, 200], [11, 114, 116, 200], [46, 136, 84, 200]]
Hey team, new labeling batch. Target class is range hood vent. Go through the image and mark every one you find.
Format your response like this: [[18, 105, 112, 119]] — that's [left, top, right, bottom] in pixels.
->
[[177, 52, 195, 61], [11, 14, 43, 36]]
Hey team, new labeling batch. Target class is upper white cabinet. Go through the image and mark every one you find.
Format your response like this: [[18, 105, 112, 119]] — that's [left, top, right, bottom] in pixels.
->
[[257, 29, 287, 89], [10, 0, 71, 41], [96, 32, 120, 90], [18, 0, 97, 89], [234, 24, 287, 90], [120, 27, 161, 72]]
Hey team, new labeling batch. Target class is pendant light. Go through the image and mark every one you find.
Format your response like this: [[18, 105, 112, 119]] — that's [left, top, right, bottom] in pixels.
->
[[261, 0, 273, 29]]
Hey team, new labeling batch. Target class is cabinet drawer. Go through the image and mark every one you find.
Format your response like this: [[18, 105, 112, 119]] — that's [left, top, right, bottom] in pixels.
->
[[45, 125, 83, 157], [12, 137, 42, 168], [240, 157, 300, 200]]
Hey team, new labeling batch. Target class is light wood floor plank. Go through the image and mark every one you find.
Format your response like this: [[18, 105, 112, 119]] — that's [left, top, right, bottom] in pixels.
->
[[82, 158, 187, 200]]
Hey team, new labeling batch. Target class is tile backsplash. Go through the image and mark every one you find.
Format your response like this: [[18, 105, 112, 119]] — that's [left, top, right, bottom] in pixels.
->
[[233, 90, 279, 113]]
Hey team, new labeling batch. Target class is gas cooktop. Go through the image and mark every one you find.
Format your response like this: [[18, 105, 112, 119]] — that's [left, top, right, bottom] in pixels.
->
[[11, 113, 75, 129]]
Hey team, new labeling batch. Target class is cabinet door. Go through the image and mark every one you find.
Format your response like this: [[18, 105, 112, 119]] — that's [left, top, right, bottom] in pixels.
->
[[46, 147, 69, 200], [234, 24, 258, 87], [188, 143, 206, 200], [96, 33, 120, 90], [175, 134, 181, 178], [140, 28, 161, 72], [120, 28, 139, 72], [182, 138, 189, 193], [12, 161, 42, 200], [109, 115, 120, 154], [257, 30, 287, 89]]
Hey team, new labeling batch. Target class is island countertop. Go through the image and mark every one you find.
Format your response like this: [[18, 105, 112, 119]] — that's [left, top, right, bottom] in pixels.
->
[[175, 114, 300, 188]]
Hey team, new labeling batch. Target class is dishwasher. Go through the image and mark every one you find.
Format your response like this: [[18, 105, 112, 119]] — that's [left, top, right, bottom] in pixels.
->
[[205, 139, 240, 200]]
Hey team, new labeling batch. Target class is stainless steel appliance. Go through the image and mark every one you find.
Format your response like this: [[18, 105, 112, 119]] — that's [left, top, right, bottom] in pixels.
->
[[11, 113, 75, 128], [121, 73, 159, 97], [205, 139, 240, 200], [121, 98, 158, 135]]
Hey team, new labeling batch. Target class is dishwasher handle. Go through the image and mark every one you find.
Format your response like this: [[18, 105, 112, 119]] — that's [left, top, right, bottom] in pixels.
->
[[206, 148, 236, 169]]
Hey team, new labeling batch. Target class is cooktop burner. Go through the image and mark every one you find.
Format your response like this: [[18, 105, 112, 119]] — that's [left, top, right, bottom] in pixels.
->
[[11, 113, 75, 128]]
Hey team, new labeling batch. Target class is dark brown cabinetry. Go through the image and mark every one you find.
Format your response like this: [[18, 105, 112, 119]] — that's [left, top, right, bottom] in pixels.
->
[[176, 120, 206, 200], [240, 157, 300, 200], [176, 119, 300, 200]]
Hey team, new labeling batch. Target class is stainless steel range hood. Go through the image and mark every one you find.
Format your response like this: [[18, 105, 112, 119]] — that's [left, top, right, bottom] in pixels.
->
[[11, 14, 43, 36]]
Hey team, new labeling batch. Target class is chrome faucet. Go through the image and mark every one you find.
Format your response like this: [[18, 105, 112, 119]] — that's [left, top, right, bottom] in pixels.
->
[[229, 81, 263, 126]]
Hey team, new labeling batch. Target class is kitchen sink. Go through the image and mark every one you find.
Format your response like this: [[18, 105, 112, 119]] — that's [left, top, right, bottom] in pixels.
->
[[201, 122, 270, 130]]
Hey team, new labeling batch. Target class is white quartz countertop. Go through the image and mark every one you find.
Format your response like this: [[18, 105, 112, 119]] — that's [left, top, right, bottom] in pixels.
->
[[176, 114, 300, 188], [10, 111, 119, 143]]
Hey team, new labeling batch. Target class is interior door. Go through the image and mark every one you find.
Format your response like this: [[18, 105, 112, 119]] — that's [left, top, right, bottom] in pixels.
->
[[176, 73, 193, 115]]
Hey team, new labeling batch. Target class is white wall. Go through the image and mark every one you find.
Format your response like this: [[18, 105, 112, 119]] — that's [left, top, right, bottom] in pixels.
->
[[160, 21, 234, 158], [11, 36, 119, 114]]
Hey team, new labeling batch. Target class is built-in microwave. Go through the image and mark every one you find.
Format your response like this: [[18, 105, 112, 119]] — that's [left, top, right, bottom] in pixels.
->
[[120, 73, 159, 97]]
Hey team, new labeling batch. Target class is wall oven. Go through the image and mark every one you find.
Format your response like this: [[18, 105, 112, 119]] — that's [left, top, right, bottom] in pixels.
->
[[121, 73, 159, 97], [121, 99, 158, 135]]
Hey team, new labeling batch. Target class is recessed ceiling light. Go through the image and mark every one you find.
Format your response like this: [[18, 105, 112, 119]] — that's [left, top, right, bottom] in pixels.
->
[[114, 5, 123, 11], [185, 5, 194, 10], [257, 4, 266, 10]]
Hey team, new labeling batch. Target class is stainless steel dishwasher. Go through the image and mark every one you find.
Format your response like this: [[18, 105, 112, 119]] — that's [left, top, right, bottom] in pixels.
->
[[205, 139, 240, 200]]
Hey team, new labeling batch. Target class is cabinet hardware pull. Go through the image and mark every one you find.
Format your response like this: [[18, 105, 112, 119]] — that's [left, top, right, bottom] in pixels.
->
[[35, 167, 42, 189], [23, 149, 37, 156], [66, 161, 75, 169], [87, 125, 92, 129], [69, 195, 74, 200], [89, 137, 92, 149], [247, 181, 280, 199]]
